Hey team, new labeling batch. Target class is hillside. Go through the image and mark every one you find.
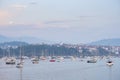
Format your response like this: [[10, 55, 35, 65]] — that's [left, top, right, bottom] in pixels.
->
[[0, 35, 53, 44], [89, 39, 120, 46], [0, 41, 28, 47]]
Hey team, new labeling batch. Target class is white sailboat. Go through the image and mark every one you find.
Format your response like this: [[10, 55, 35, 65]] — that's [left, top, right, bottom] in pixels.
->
[[40, 51, 46, 61], [31, 56, 39, 64], [56, 56, 64, 62], [16, 62, 23, 68], [5, 47, 16, 64], [31, 48, 39, 64], [16, 46, 23, 68]]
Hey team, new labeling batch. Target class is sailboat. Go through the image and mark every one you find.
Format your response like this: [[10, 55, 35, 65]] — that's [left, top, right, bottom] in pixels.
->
[[5, 47, 16, 64], [31, 56, 39, 64], [16, 62, 23, 68], [40, 51, 46, 61], [49, 52, 56, 62], [16, 46, 23, 68], [49, 56, 56, 62], [56, 56, 64, 62], [31, 48, 39, 64]]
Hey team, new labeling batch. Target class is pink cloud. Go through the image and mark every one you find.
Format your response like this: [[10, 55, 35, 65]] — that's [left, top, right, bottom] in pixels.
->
[[0, 10, 11, 25], [10, 4, 27, 15], [11, 4, 27, 10]]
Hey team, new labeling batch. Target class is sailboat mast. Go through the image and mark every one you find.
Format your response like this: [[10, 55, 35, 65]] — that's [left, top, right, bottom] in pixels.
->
[[20, 46, 22, 62]]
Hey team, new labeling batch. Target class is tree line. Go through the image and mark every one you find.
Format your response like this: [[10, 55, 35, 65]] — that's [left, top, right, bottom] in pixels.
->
[[0, 44, 110, 58]]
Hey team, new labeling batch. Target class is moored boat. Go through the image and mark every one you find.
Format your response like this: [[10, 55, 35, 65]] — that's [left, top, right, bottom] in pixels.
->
[[16, 62, 23, 68], [49, 56, 56, 62], [87, 57, 97, 63], [49, 59, 56, 62], [31, 56, 39, 64], [106, 60, 113, 66], [16, 46, 24, 68], [40, 56, 46, 60], [6, 57, 16, 64], [56, 56, 64, 62]]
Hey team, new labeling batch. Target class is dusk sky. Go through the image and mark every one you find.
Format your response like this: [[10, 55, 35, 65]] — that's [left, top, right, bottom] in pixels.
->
[[0, 0, 120, 43]]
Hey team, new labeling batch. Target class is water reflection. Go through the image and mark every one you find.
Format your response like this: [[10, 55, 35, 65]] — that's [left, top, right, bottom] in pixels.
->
[[19, 68, 23, 80], [108, 66, 112, 80], [0, 58, 119, 80]]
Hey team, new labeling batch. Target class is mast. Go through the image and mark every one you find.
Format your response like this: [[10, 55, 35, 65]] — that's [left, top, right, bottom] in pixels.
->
[[20, 46, 22, 63]]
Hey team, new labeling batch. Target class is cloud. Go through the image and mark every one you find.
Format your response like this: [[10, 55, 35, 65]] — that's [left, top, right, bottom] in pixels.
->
[[29, 2, 37, 5], [42, 15, 120, 29], [0, 10, 11, 25], [11, 4, 27, 10], [44, 19, 79, 24], [0, 4, 27, 25], [42, 19, 80, 28], [12, 4, 27, 8], [0, 10, 8, 17]]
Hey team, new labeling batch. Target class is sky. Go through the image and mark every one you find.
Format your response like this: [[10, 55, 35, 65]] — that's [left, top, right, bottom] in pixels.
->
[[0, 0, 120, 43]]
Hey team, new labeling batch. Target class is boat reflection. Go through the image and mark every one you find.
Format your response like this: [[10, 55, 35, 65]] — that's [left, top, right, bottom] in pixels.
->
[[108, 67, 112, 80], [19, 68, 23, 80]]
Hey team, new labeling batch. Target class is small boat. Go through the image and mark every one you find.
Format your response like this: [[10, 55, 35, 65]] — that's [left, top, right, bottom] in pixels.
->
[[70, 56, 76, 61], [50, 59, 56, 62], [16, 62, 23, 68], [49, 56, 56, 62], [106, 60, 113, 66], [6, 57, 16, 64], [31, 56, 39, 64], [40, 51, 46, 61], [16, 46, 23, 68], [40, 56, 46, 60], [32, 61, 39, 64], [87, 57, 97, 63], [56, 56, 64, 62], [5, 47, 16, 64]]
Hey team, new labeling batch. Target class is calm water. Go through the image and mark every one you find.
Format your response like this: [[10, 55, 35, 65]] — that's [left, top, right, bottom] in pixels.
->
[[0, 58, 120, 80]]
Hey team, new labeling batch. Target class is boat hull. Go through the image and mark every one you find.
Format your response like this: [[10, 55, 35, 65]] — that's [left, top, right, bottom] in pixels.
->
[[49, 59, 56, 62]]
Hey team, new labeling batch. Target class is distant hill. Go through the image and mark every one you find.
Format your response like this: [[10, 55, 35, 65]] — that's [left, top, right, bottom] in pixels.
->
[[0, 41, 28, 47], [0, 35, 53, 44], [0, 35, 11, 42], [89, 38, 120, 46]]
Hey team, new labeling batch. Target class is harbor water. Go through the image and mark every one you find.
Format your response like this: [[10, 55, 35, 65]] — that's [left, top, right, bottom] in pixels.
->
[[0, 58, 120, 80]]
